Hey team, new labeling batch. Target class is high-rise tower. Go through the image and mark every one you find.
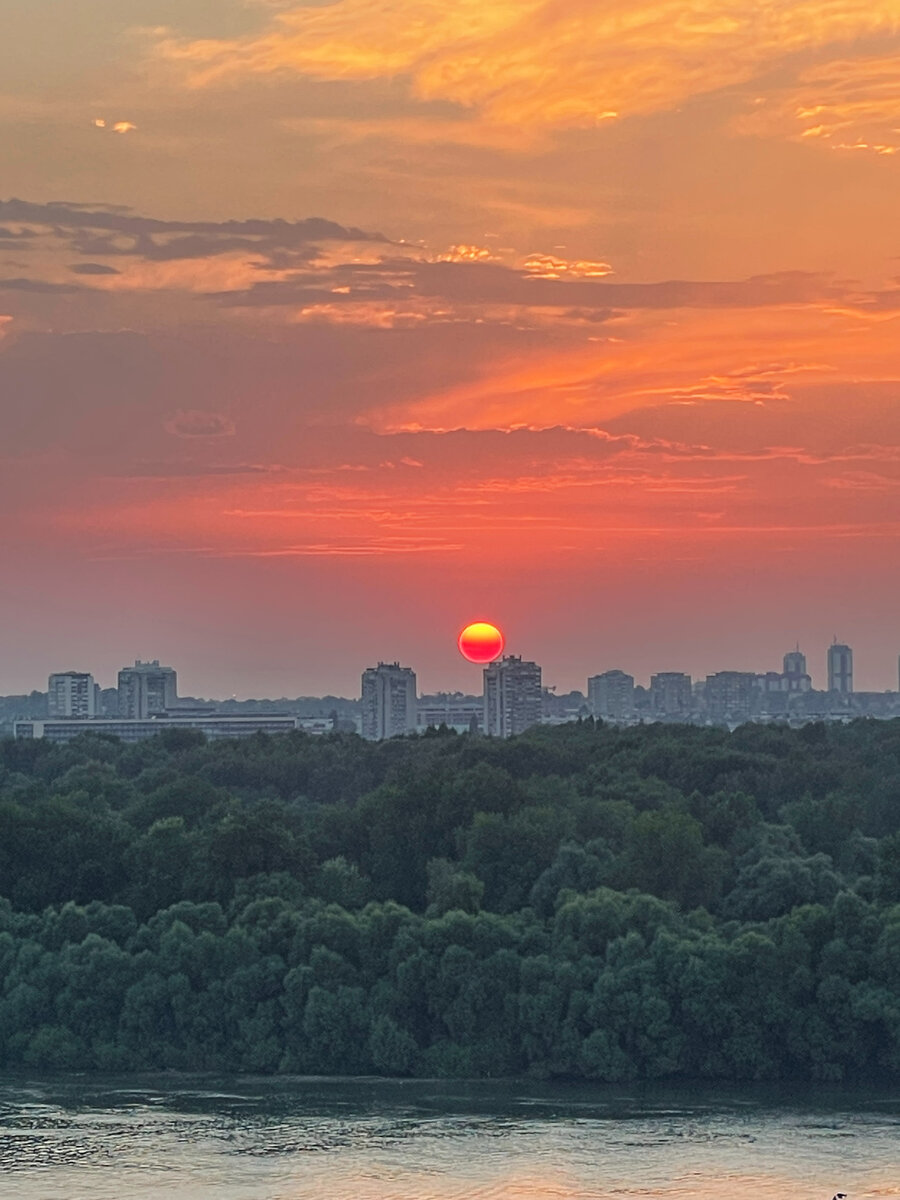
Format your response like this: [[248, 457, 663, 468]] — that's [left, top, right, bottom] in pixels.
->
[[48, 672, 97, 719], [783, 647, 812, 692], [483, 655, 542, 737], [117, 659, 178, 718], [827, 641, 853, 695], [649, 671, 693, 718], [587, 670, 635, 720], [360, 662, 417, 740]]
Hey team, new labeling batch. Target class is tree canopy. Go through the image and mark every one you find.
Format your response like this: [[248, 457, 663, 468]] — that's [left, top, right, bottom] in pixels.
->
[[1, 718, 899, 1080]]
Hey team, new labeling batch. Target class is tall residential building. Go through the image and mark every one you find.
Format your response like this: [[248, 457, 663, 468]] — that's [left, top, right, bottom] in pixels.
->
[[47, 672, 97, 719], [587, 670, 635, 721], [649, 671, 693, 719], [783, 647, 812, 693], [117, 659, 178, 719], [360, 662, 417, 740], [704, 671, 757, 722], [483, 655, 542, 737], [827, 642, 853, 695]]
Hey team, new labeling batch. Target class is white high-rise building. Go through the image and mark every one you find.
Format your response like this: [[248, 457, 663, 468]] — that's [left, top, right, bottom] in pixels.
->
[[117, 659, 178, 718], [483, 655, 542, 737], [48, 672, 97, 719], [361, 662, 417, 740]]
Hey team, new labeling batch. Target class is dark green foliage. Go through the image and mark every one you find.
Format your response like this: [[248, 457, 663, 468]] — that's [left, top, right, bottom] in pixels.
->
[[0, 719, 899, 1080]]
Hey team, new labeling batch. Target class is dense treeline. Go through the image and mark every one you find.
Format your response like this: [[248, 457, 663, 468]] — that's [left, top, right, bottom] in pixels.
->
[[0, 719, 899, 1080]]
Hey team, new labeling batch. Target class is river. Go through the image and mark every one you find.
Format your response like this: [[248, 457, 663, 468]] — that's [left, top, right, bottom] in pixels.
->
[[0, 1076, 897, 1199]]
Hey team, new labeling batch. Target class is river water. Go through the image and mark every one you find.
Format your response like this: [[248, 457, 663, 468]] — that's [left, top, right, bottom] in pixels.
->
[[0, 1076, 897, 1200]]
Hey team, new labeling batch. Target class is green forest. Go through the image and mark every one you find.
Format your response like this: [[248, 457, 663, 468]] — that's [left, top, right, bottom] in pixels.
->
[[1, 719, 899, 1081]]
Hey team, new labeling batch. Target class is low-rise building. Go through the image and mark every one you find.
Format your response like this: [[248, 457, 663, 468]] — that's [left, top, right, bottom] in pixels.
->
[[14, 714, 299, 743]]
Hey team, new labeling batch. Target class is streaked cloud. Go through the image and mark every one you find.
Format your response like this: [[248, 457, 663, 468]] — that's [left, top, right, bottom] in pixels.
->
[[154, 0, 900, 132]]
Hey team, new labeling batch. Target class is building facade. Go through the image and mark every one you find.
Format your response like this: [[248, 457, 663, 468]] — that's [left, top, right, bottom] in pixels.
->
[[360, 662, 417, 740], [47, 672, 97, 719], [782, 648, 812, 693], [587, 670, 635, 721], [649, 671, 693, 719], [117, 659, 178, 719], [827, 642, 853, 694], [704, 671, 758, 723], [483, 655, 542, 737], [417, 692, 482, 733], [15, 714, 299, 744]]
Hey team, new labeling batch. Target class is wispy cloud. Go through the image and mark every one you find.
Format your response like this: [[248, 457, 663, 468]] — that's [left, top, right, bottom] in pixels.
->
[[154, 0, 900, 132]]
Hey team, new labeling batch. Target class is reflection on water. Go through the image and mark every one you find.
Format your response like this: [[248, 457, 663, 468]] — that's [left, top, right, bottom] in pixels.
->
[[0, 1077, 897, 1200]]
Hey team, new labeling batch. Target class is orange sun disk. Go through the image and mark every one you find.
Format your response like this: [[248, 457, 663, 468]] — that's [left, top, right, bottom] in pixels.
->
[[458, 621, 505, 664]]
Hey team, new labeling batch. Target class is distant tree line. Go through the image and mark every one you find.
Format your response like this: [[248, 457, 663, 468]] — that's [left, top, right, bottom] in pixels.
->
[[0, 719, 898, 1080]]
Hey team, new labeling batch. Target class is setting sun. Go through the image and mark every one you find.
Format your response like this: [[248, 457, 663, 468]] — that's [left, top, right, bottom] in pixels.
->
[[458, 621, 505, 663]]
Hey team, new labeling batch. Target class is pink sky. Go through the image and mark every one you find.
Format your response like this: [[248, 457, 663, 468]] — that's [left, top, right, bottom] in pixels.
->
[[1, 1, 898, 696]]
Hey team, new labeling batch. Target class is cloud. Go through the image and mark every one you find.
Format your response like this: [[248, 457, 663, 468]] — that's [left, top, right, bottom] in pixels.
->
[[0, 227, 37, 241], [69, 262, 122, 276], [0, 198, 388, 266], [211, 259, 840, 317], [92, 119, 138, 133], [117, 462, 276, 478], [737, 52, 900, 155], [163, 409, 236, 438], [0, 195, 882, 340], [0, 277, 82, 293], [225, 536, 465, 557], [154, 0, 900, 131], [366, 302, 900, 434]]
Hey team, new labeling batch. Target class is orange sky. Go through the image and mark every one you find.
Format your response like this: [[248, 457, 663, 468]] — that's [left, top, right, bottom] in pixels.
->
[[0, 1, 898, 695]]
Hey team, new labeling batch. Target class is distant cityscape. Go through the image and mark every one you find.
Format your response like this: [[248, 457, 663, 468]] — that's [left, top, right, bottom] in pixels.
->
[[3, 640, 899, 744]]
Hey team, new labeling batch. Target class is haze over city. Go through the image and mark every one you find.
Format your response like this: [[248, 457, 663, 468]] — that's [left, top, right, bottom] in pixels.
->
[[2, 1, 899, 696]]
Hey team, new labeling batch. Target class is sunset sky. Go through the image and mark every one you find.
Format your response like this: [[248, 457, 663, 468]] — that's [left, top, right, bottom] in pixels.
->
[[2, 0, 899, 697]]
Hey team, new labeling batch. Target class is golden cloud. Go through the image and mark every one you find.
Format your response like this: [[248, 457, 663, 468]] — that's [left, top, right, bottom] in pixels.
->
[[92, 118, 138, 133], [156, 0, 900, 128]]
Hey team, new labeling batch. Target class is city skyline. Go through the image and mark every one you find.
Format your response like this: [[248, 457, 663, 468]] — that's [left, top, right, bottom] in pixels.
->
[[1, 3, 898, 697], [6, 634, 900, 703], [11, 637, 900, 744]]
